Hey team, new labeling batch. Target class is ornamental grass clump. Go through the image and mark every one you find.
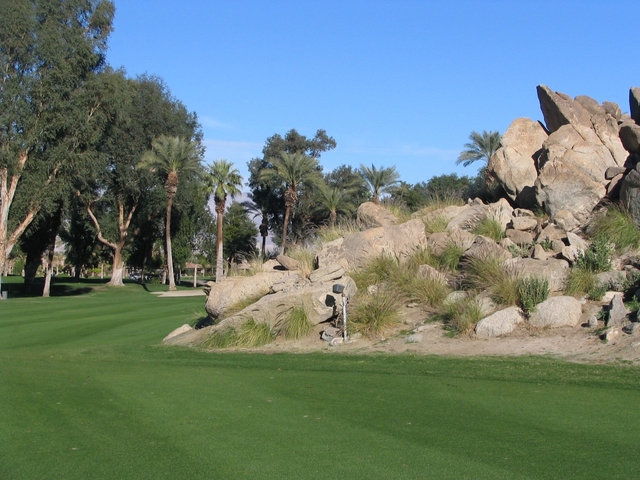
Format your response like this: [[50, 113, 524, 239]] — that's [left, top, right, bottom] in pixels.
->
[[407, 276, 450, 308], [473, 216, 505, 242], [442, 295, 484, 335], [278, 306, 313, 339], [435, 241, 465, 272], [423, 215, 449, 234], [350, 290, 402, 338], [205, 327, 239, 348], [463, 253, 519, 306], [565, 238, 613, 297], [235, 318, 276, 347], [590, 205, 640, 253]]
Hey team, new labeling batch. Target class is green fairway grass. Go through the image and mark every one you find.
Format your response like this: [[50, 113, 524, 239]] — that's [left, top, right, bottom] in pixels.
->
[[1, 277, 639, 479]]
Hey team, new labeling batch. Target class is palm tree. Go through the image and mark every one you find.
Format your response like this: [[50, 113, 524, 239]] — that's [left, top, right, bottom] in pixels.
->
[[315, 185, 356, 228], [241, 198, 269, 256], [259, 152, 322, 254], [359, 164, 400, 204], [207, 160, 243, 282], [139, 135, 201, 291], [456, 130, 502, 167]]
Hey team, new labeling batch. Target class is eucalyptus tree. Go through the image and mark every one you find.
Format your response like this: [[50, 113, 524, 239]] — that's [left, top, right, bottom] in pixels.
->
[[139, 136, 202, 290], [359, 164, 400, 204], [207, 160, 242, 282], [456, 131, 502, 167], [259, 152, 323, 253], [80, 73, 202, 286], [0, 0, 115, 294]]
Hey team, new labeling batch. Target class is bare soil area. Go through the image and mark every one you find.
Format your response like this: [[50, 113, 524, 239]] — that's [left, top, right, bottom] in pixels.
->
[[258, 308, 640, 365]]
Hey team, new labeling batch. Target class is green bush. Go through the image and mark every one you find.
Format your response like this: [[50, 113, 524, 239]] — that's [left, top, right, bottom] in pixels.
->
[[473, 217, 505, 242], [575, 238, 612, 273], [591, 206, 640, 252], [517, 276, 549, 315], [278, 306, 313, 339], [350, 291, 402, 338]]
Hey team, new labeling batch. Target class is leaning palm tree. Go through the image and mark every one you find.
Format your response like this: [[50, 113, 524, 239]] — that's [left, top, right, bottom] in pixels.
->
[[139, 135, 201, 291], [359, 164, 400, 204], [456, 130, 501, 167], [259, 152, 323, 254], [207, 160, 243, 282], [315, 185, 356, 228]]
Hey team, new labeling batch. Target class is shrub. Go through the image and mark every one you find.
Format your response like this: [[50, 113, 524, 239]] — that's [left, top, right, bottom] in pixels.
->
[[587, 282, 607, 301], [575, 238, 613, 273], [442, 296, 484, 335], [350, 290, 402, 338], [278, 306, 313, 339], [591, 205, 640, 252], [473, 217, 505, 242], [516, 276, 549, 315], [235, 318, 276, 347]]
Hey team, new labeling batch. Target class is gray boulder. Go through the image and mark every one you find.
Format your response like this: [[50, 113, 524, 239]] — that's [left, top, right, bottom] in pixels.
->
[[475, 306, 524, 337], [357, 202, 399, 229], [487, 118, 546, 207], [528, 296, 582, 328], [204, 271, 294, 319], [607, 293, 628, 326], [316, 219, 428, 271], [504, 258, 570, 292], [276, 254, 301, 271]]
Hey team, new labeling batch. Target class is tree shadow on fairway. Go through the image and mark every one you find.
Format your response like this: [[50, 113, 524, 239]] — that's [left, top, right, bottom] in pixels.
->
[[1, 277, 109, 298]]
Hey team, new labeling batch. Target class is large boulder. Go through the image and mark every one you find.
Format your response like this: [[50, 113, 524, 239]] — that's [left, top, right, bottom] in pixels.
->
[[213, 276, 358, 331], [475, 306, 524, 337], [316, 219, 428, 271], [630, 87, 640, 123], [357, 202, 399, 229], [504, 258, 570, 292], [487, 118, 547, 207], [528, 296, 582, 328], [620, 163, 640, 227], [204, 271, 294, 319], [535, 159, 606, 223]]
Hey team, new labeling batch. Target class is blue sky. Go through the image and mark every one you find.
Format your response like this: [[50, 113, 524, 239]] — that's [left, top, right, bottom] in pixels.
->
[[106, 1, 639, 187]]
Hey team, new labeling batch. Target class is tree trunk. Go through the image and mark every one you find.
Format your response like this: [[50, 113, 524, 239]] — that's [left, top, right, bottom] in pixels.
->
[[329, 211, 337, 228], [193, 265, 197, 288], [165, 195, 176, 291], [23, 251, 41, 294], [109, 243, 126, 286], [42, 242, 55, 298], [215, 207, 224, 282], [280, 205, 291, 255]]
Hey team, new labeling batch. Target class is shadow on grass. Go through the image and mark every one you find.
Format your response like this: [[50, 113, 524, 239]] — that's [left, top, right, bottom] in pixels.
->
[[1, 276, 111, 298]]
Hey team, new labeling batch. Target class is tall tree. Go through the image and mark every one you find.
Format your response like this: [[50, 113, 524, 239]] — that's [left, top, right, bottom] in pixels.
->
[[206, 160, 242, 282], [359, 164, 400, 204], [456, 130, 502, 167], [139, 136, 202, 291], [80, 73, 201, 286], [259, 152, 323, 253], [247, 129, 336, 246], [0, 0, 115, 295]]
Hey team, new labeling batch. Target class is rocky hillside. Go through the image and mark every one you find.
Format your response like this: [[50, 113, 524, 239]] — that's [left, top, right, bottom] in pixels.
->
[[164, 86, 640, 362]]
